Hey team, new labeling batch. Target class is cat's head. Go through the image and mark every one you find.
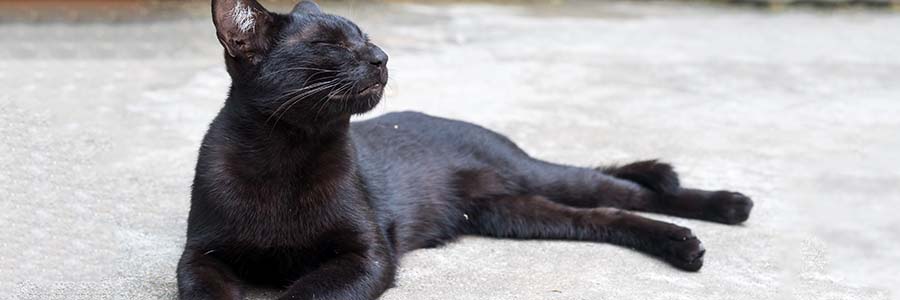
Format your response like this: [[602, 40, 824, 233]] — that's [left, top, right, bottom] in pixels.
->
[[212, 0, 388, 123]]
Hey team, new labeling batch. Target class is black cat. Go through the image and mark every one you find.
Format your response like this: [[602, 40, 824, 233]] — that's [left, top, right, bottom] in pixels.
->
[[176, 1, 754, 299]]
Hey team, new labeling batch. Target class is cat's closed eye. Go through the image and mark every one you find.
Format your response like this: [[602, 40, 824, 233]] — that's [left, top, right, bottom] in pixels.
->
[[310, 40, 346, 48]]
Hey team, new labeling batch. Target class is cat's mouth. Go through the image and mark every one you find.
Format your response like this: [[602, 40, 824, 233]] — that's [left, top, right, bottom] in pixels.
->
[[360, 83, 383, 95], [329, 83, 383, 100]]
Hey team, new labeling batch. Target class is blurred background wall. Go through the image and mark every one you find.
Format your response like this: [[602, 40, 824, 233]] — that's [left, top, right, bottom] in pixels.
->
[[0, 0, 898, 23]]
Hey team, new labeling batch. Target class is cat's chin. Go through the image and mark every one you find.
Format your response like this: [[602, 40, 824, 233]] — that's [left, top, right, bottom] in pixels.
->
[[329, 84, 384, 115], [349, 93, 383, 115]]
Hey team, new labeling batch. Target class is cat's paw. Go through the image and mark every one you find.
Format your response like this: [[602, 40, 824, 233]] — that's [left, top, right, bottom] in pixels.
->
[[706, 191, 753, 225], [661, 227, 705, 272], [600, 160, 681, 195]]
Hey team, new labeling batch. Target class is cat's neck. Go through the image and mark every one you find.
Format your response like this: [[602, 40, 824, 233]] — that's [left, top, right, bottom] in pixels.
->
[[213, 94, 355, 179]]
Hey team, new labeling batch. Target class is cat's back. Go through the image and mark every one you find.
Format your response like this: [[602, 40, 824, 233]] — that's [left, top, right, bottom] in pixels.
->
[[349, 111, 466, 195], [350, 111, 526, 160], [350, 111, 462, 145]]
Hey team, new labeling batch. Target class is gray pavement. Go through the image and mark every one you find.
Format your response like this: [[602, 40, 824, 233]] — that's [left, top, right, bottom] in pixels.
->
[[2, 1, 899, 299]]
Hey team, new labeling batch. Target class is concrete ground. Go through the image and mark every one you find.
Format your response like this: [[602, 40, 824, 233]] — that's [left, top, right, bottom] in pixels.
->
[[2, 1, 899, 299]]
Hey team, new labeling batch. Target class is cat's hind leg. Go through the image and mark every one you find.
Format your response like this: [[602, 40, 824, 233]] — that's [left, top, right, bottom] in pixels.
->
[[598, 160, 753, 225], [517, 159, 753, 225], [461, 195, 706, 271]]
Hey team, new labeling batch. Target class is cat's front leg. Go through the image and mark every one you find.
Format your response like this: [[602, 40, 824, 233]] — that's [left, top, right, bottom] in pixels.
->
[[278, 246, 396, 300], [176, 248, 243, 300]]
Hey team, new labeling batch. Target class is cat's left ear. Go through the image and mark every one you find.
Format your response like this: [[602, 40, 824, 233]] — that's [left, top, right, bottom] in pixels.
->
[[211, 0, 276, 63], [291, 1, 323, 15]]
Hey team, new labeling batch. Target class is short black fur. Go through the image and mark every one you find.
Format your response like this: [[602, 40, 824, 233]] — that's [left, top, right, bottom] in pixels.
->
[[177, 1, 754, 299]]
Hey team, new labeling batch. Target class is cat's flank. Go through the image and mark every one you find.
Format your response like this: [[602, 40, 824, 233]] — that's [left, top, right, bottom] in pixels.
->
[[176, 1, 754, 299]]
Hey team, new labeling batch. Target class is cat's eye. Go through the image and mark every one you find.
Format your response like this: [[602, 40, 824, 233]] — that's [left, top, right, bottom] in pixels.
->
[[311, 41, 344, 48]]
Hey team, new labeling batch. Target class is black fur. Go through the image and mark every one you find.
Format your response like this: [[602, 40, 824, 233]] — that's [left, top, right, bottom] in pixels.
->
[[599, 160, 681, 195], [177, 1, 754, 299]]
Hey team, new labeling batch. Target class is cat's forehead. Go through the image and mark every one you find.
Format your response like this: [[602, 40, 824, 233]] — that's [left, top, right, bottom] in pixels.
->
[[284, 14, 363, 41]]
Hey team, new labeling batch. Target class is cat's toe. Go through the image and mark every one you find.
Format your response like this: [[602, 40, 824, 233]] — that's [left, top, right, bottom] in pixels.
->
[[708, 191, 753, 225], [671, 241, 705, 272], [661, 227, 705, 272]]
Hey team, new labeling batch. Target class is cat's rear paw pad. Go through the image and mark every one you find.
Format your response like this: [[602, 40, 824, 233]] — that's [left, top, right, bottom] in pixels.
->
[[662, 227, 705, 272], [600, 160, 680, 195], [708, 191, 753, 225]]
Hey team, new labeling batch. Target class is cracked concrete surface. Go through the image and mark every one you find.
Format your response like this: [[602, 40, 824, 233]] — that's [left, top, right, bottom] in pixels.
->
[[1, 1, 898, 299]]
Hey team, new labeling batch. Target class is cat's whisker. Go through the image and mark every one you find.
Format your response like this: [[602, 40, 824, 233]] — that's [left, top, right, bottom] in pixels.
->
[[266, 79, 342, 126], [277, 75, 342, 98], [276, 75, 346, 102], [317, 81, 351, 118], [278, 81, 343, 114], [273, 78, 348, 117], [313, 79, 355, 121], [267, 80, 345, 130], [326, 79, 355, 100], [261, 67, 340, 80], [276, 82, 331, 105]]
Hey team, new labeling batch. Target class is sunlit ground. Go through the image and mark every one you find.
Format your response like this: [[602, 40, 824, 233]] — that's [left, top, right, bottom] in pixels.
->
[[2, 1, 898, 299]]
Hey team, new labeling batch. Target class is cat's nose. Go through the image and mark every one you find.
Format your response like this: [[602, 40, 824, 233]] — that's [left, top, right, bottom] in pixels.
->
[[366, 46, 388, 66]]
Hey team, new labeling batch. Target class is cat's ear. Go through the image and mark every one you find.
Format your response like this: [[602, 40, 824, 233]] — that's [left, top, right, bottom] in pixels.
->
[[211, 0, 276, 62], [291, 1, 323, 15]]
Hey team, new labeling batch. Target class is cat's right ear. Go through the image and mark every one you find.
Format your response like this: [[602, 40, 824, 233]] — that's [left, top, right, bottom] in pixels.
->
[[211, 0, 275, 63]]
